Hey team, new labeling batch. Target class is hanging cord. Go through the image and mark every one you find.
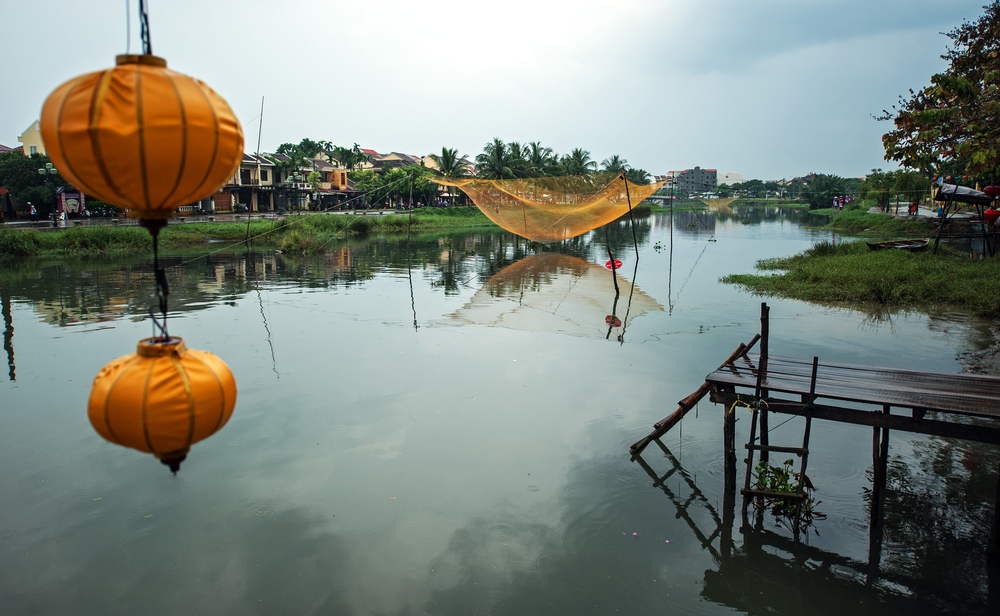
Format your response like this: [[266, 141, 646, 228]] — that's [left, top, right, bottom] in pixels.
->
[[622, 171, 640, 260], [138, 0, 153, 55], [149, 229, 170, 341], [125, 0, 131, 54], [165, 172, 411, 272]]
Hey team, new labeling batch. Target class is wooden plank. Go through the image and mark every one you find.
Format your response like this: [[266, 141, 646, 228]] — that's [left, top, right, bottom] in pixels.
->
[[746, 444, 805, 455], [707, 353, 1000, 419], [629, 337, 760, 455], [711, 390, 1000, 445]]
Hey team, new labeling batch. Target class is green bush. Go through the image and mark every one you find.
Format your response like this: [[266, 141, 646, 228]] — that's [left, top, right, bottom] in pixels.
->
[[0, 229, 41, 258]]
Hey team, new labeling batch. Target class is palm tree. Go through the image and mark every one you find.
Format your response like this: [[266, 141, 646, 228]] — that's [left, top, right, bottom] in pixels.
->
[[601, 155, 628, 175], [526, 142, 559, 177], [562, 148, 596, 175], [475, 137, 520, 179], [625, 167, 651, 185], [428, 147, 468, 204], [427, 147, 468, 179]]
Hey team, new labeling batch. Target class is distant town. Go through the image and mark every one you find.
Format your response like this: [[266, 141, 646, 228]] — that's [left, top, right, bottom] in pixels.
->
[[2, 119, 859, 220]]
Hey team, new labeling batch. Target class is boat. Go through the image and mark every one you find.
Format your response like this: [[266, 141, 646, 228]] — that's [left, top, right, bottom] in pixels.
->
[[866, 238, 929, 252]]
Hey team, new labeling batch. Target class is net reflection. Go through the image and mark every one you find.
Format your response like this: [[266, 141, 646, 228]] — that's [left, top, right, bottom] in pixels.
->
[[448, 253, 663, 340]]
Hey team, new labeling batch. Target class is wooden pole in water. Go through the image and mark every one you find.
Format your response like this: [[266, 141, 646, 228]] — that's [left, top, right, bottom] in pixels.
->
[[756, 303, 770, 462], [989, 461, 1000, 556], [868, 406, 889, 574]]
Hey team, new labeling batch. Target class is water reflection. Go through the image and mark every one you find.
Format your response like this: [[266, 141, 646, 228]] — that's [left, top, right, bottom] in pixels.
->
[[448, 253, 663, 339], [2, 210, 998, 614], [635, 435, 1000, 614], [2, 280, 13, 380]]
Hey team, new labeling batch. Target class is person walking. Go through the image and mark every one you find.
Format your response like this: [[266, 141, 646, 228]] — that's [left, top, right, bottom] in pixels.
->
[[29, 203, 37, 221]]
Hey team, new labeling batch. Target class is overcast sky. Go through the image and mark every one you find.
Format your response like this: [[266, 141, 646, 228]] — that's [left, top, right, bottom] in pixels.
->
[[1, 0, 989, 180]]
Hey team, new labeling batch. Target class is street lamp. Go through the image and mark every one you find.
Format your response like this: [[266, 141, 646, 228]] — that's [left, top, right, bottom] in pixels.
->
[[37, 162, 60, 227]]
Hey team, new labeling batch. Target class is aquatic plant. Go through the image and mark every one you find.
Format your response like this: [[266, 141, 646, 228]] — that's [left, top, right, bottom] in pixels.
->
[[751, 458, 824, 528]]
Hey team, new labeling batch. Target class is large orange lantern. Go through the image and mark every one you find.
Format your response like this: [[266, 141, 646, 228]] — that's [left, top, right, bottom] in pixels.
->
[[39, 54, 243, 226], [88, 337, 237, 473]]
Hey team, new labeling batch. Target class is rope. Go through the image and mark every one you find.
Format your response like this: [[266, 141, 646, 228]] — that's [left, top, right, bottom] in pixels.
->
[[150, 233, 169, 340], [138, 0, 152, 55]]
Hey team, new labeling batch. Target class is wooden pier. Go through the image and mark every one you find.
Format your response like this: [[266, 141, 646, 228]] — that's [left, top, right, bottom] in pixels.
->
[[631, 302, 1000, 553]]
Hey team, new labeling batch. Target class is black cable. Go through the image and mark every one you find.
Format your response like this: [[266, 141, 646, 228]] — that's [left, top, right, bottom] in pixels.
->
[[139, 0, 152, 55], [150, 233, 170, 341]]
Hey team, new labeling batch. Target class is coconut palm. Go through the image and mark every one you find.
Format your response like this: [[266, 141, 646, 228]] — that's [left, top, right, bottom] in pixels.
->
[[601, 155, 628, 175], [625, 167, 651, 185], [526, 142, 560, 177], [476, 138, 521, 179], [427, 147, 468, 179], [562, 148, 596, 175]]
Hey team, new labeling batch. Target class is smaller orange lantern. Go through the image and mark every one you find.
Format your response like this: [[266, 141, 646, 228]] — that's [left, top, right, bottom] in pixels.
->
[[88, 337, 236, 473]]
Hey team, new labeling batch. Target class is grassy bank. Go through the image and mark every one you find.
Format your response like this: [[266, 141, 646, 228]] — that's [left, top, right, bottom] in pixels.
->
[[722, 240, 1000, 317], [0, 209, 500, 258], [819, 204, 935, 237]]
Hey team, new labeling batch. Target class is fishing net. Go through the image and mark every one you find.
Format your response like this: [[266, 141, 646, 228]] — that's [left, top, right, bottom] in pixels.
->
[[448, 253, 663, 338], [700, 198, 737, 214], [432, 173, 666, 242]]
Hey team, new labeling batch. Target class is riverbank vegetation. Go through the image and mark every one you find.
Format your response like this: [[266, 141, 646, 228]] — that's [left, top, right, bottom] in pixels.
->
[[823, 207, 935, 235], [0, 208, 500, 258], [722, 240, 1000, 317]]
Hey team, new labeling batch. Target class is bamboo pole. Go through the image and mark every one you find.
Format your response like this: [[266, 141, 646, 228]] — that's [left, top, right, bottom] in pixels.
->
[[629, 334, 760, 455]]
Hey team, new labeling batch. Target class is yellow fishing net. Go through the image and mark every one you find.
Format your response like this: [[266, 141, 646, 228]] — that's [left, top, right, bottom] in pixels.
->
[[432, 173, 666, 242], [700, 198, 737, 214], [449, 253, 664, 338]]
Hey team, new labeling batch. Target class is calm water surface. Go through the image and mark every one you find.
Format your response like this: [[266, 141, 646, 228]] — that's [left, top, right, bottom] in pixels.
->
[[1, 208, 998, 615]]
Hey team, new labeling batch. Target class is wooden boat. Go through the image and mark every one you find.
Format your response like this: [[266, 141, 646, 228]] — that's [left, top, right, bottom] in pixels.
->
[[866, 238, 929, 252]]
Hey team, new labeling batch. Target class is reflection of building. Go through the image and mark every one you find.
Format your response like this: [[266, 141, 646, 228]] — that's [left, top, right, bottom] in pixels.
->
[[17, 120, 45, 156]]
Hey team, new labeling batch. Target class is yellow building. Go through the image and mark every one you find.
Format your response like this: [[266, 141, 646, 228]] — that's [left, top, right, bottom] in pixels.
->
[[17, 120, 45, 156]]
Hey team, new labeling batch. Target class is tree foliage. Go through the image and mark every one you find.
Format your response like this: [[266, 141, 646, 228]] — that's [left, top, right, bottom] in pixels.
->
[[799, 174, 850, 210], [881, 2, 1000, 179], [427, 147, 468, 179], [0, 152, 66, 210]]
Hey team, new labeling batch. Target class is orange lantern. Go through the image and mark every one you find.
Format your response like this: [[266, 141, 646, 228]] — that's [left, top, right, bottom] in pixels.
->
[[88, 337, 237, 473], [39, 54, 243, 225]]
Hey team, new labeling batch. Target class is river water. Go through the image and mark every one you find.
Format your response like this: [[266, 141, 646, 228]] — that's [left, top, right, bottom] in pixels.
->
[[1, 208, 998, 615]]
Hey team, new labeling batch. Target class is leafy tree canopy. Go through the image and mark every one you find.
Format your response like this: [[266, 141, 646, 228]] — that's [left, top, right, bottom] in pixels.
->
[[881, 2, 1000, 180], [0, 152, 66, 208]]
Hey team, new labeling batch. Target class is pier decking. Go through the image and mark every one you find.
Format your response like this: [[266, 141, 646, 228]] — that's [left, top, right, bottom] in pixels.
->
[[630, 302, 1000, 555]]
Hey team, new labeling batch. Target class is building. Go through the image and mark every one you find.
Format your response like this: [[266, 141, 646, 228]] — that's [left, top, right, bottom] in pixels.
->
[[669, 167, 717, 196], [210, 154, 277, 213], [17, 120, 45, 156], [718, 172, 744, 185]]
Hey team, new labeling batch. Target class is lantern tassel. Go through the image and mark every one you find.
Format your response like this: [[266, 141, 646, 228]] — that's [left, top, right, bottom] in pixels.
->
[[160, 454, 186, 474]]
